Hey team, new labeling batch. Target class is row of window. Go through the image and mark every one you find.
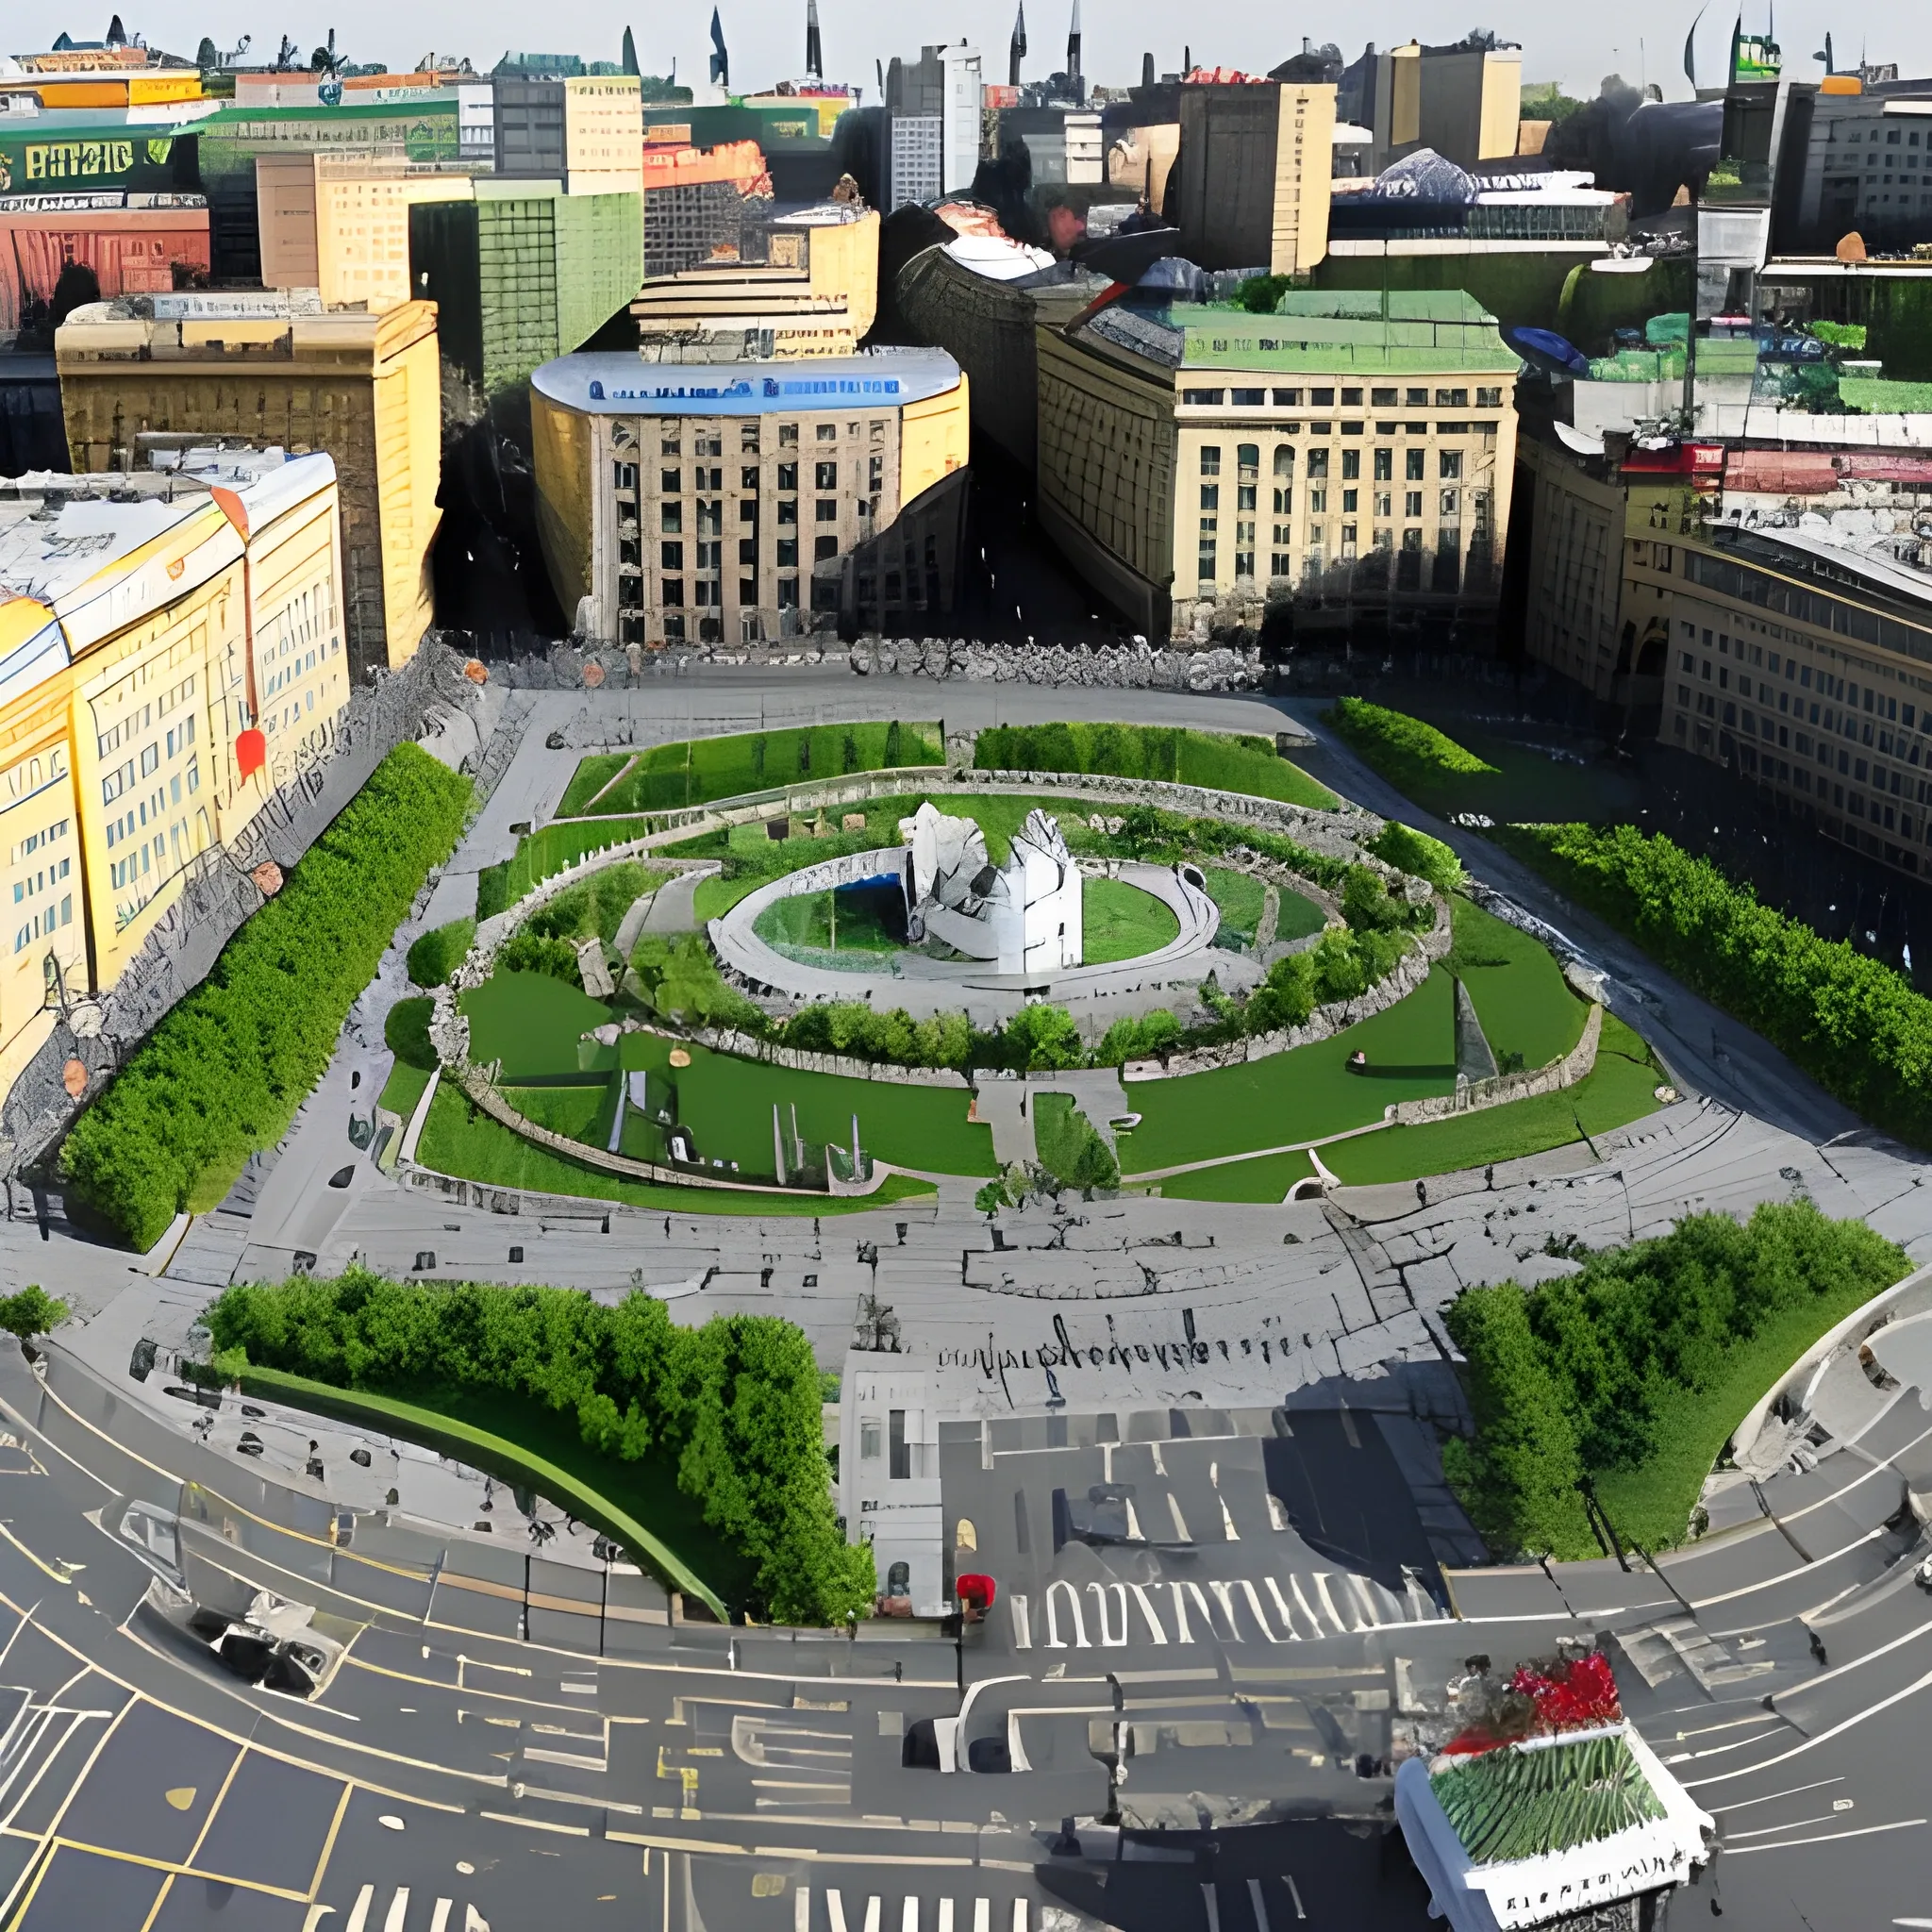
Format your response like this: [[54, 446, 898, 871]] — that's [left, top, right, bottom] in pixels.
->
[[8, 817, 69, 868], [1204, 486, 1460, 517], [658, 575, 808, 609], [11, 855, 70, 904], [1201, 444, 1465, 480], [1180, 384, 1504, 409], [12, 893, 71, 955]]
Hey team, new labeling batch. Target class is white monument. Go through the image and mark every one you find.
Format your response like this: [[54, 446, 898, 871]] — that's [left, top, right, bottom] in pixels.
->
[[897, 802, 1083, 976]]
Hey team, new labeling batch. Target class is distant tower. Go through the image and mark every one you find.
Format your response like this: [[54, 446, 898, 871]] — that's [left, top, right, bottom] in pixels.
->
[[1141, 50, 1155, 88], [1008, 0, 1027, 88], [1066, 0, 1082, 93], [708, 6, 729, 90], [806, 0, 823, 80]]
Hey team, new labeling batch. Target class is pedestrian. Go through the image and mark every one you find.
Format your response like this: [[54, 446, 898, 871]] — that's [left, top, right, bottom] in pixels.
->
[[1416, 1179, 1428, 1208]]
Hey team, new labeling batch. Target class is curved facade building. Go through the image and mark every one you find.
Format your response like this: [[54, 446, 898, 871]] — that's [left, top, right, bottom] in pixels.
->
[[530, 347, 969, 645]]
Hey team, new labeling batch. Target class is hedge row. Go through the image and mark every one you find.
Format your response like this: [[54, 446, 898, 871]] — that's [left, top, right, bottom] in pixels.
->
[[205, 1271, 874, 1624], [61, 744, 472, 1248], [1443, 1203, 1907, 1558], [1328, 696, 1498, 776], [973, 721, 1336, 809], [1501, 821, 1932, 1147]]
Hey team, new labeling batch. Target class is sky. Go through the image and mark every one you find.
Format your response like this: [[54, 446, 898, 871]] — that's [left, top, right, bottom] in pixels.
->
[[63, 0, 1932, 105]]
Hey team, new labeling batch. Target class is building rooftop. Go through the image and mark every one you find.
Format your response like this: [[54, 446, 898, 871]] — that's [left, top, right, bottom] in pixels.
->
[[1078, 289, 1514, 375], [0, 450, 335, 702], [532, 347, 963, 415]]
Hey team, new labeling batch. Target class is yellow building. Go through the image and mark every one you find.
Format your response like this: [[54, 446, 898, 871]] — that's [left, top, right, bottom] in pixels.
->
[[1354, 38, 1523, 170], [56, 291, 441, 683], [256, 154, 476, 308], [629, 204, 880, 360], [1035, 289, 1519, 641], [561, 75, 645, 198], [0, 453, 348, 1098], [529, 346, 968, 644]]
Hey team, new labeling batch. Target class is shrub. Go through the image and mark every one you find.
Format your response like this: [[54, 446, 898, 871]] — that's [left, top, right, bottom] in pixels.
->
[[1093, 1008, 1183, 1066], [1371, 822, 1464, 894], [60, 744, 472, 1248], [1328, 696, 1498, 776], [1501, 822, 1932, 1148], [1032, 1093, 1119, 1192], [1443, 1203, 1908, 1558], [0, 1286, 67, 1341], [385, 997, 439, 1072], [204, 1270, 874, 1624], [631, 933, 764, 1031], [408, 918, 475, 989], [1341, 863, 1409, 931], [499, 930, 583, 985], [1245, 954, 1316, 1034], [1003, 1003, 1083, 1072], [778, 1002, 973, 1070]]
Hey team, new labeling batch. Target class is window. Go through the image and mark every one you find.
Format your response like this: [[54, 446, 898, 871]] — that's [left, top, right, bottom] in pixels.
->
[[860, 1419, 881, 1459], [739, 538, 758, 565], [1341, 451, 1360, 480], [814, 535, 839, 561], [1476, 387, 1502, 408], [1273, 445, 1295, 476], [661, 578, 685, 606], [889, 1409, 909, 1480], [1200, 484, 1220, 510], [1307, 449, 1329, 477], [776, 538, 799, 566], [1341, 388, 1363, 406], [776, 462, 798, 491], [1406, 448, 1425, 481], [741, 465, 759, 490], [1308, 487, 1327, 512], [660, 469, 681, 492], [1199, 446, 1222, 475], [1440, 451, 1463, 480], [777, 499, 798, 525], [779, 423, 799, 446], [1309, 387, 1335, 407], [1405, 491, 1424, 519], [660, 503, 682, 533], [660, 436, 681, 457], [1272, 388, 1302, 405], [613, 460, 638, 492], [740, 577, 758, 605], [1374, 491, 1392, 517], [1342, 489, 1359, 513], [1372, 387, 1398, 406], [1406, 387, 1428, 407], [1436, 388, 1469, 407], [815, 461, 838, 489], [1182, 388, 1225, 406], [817, 422, 838, 441], [1374, 449, 1393, 481], [778, 575, 799, 608], [1273, 484, 1292, 513], [816, 500, 839, 521], [1230, 387, 1264, 406], [1441, 489, 1460, 517], [660, 541, 684, 569], [740, 498, 758, 525]]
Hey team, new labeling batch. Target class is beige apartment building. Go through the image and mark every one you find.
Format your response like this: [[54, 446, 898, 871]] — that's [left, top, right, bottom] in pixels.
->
[[629, 204, 880, 361], [56, 290, 441, 682], [1641, 450, 1932, 879], [256, 154, 476, 308], [1035, 290, 1518, 641], [529, 347, 969, 644]]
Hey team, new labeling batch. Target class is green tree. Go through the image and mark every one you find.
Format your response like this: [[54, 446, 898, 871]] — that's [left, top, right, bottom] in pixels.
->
[[1441, 1284, 1591, 1556], [1005, 1003, 1082, 1071], [0, 1286, 67, 1341]]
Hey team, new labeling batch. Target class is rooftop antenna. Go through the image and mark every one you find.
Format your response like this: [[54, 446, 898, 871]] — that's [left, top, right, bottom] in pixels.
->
[[1066, 0, 1082, 92], [1684, 1, 1707, 91], [1009, 0, 1027, 88], [806, 0, 823, 79], [708, 6, 729, 92]]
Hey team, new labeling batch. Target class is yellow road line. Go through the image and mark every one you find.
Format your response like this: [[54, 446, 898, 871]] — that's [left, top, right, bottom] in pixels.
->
[[307, 1781, 354, 1902]]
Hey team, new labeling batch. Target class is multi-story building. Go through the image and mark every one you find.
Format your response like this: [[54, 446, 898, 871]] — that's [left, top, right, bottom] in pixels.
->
[[1641, 446, 1932, 879], [0, 450, 347, 1097], [1173, 78, 1336, 274], [409, 184, 645, 410], [627, 203, 880, 361], [884, 44, 984, 208], [640, 141, 770, 278], [55, 290, 442, 681], [0, 193, 211, 338], [528, 345, 969, 644], [256, 155, 476, 309], [1035, 288, 1518, 640], [491, 74, 645, 197], [1335, 36, 1523, 175]]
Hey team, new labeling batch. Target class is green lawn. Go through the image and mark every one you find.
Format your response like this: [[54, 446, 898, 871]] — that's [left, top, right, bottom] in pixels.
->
[[1320, 1015, 1662, 1185], [974, 722, 1337, 809], [1083, 876, 1181, 963], [236, 1366, 741, 1614], [1122, 967, 1457, 1172], [613, 1034, 997, 1178], [1156, 1149, 1317, 1202], [415, 1084, 939, 1216], [508, 1079, 618, 1147], [1273, 887, 1327, 942], [378, 1060, 433, 1119], [753, 885, 906, 958], [1203, 867, 1267, 946], [477, 819, 658, 919], [558, 722, 944, 818], [1450, 896, 1591, 1071], [460, 971, 614, 1081]]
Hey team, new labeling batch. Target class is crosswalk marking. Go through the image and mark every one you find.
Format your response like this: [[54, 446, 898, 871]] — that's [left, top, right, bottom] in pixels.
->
[[340, 1887, 480, 1932], [346, 1886, 375, 1932], [810, 1892, 1030, 1932], [384, 1888, 410, 1932], [429, 1902, 451, 1932], [973, 1902, 990, 1932], [902, 1899, 919, 1932], [1247, 1877, 1272, 1931]]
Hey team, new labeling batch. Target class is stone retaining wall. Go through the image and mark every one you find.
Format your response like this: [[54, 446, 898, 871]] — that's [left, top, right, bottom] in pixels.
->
[[1383, 1000, 1605, 1127], [463, 637, 1264, 692], [691, 1031, 968, 1091]]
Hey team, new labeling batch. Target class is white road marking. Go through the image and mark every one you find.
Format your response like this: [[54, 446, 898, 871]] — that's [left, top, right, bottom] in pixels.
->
[[344, 1886, 375, 1932]]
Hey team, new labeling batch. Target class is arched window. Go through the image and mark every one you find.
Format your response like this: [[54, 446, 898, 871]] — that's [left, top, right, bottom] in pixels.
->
[[886, 1560, 910, 1597], [954, 1518, 977, 1551]]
